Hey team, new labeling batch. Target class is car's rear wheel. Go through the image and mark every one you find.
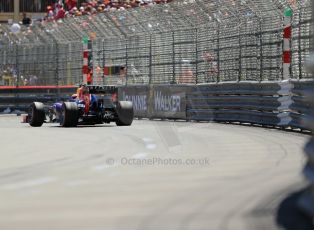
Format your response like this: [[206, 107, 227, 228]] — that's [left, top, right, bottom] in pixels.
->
[[29, 102, 45, 127], [115, 101, 134, 126], [60, 102, 78, 127]]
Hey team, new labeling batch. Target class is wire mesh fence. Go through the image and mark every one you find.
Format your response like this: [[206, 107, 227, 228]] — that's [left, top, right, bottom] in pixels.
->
[[0, 0, 312, 86]]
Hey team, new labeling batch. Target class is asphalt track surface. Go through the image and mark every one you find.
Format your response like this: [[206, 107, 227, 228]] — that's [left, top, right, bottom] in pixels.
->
[[0, 116, 310, 230]]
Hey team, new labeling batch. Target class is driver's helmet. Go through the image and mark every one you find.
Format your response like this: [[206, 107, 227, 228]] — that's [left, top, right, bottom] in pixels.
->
[[82, 85, 89, 95]]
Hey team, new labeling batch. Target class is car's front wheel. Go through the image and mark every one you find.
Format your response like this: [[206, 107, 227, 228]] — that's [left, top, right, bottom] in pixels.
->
[[29, 102, 45, 127]]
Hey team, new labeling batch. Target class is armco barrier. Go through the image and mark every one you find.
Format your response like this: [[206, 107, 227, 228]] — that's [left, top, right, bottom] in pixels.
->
[[117, 81, 314, 130], [290, 80, 314, 129], [0, 86, 76, 112], [118, 85, 150, 118], [186, 81, 293, 127], [0, 82, 312, 131]]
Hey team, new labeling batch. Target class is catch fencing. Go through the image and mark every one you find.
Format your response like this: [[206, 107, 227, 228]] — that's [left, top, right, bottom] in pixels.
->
[[0, 0, 312, 86]]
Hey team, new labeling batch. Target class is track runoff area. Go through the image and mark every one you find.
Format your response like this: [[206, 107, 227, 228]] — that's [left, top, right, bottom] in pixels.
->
[[0, 115, 311, 230]]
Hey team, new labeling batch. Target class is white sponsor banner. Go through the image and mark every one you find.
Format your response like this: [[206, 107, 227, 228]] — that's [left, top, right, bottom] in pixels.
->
[[122, 92, 147, 111], [154, 91, 181, 112]]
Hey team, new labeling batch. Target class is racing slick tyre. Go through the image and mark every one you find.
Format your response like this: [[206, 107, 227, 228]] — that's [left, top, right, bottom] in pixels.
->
[[29, 102, 45, 127], [115, 101, 134, 126], [60, 102, 78, 127]]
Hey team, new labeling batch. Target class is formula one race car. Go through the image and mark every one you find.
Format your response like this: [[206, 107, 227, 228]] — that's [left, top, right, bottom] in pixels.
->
[[27, 85, 133, 127]]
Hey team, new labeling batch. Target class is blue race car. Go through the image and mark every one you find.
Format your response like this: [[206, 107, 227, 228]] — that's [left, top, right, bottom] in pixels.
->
[[27, 85, 134, 127]]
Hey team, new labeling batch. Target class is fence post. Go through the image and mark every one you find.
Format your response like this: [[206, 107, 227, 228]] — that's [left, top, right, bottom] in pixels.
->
[[298, 9, 302, 79], [283, 7, 293, 80], [172, 31, 176, 84], [15, 43, 19, 87], [102, 39, 105, 85], [55, 41, 60, 99], [14, 43, 19, 110], [259, 19, 263, 82], [195, 28, 198, 85], [217, 23, 220, 83], [238, 20, 242, 82], [125, 37, 128, 86], [149, 34, 153, 85]]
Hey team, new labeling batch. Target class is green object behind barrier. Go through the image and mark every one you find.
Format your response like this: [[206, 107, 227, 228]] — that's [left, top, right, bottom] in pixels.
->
[[82, 35, 89, 44], [284, 7, 293, 17]]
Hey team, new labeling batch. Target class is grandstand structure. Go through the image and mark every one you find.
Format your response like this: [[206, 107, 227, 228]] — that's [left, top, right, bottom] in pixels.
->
[[0, 0, 312, 86]]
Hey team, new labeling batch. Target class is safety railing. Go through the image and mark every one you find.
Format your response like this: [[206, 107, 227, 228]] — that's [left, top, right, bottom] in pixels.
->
[[0, 85, 76, 112], [186, 81, 292, 126], [116, 81, 310, 130]]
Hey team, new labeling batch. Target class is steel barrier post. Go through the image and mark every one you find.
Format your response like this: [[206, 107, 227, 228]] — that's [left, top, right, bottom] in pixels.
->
[[259, 20, 263, 82], [298, 9, 302, 79], [102, 39, 105, 85], [125, 38, 128, 86], [55, 42, 60, 99], [283, 7, 293, 80], [195, 28, 198, 85], [15, 43, 19, 87], [149, 34, 152, 85], [238, 20, 242, 82], [312, 0, 314, 53], [82, 35, 89, 84], [217, 23, 220, 83], [15, 43, 19, 109], [172, 31, 176, 84]]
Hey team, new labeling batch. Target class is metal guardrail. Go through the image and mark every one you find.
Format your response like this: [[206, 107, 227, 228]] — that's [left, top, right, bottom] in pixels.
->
[[290, 80, 314, 129], [116, 81, 314, 130], [1, 81, 313, 132], [186, 82, 292, 126], [0, 86, 76, 112]]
